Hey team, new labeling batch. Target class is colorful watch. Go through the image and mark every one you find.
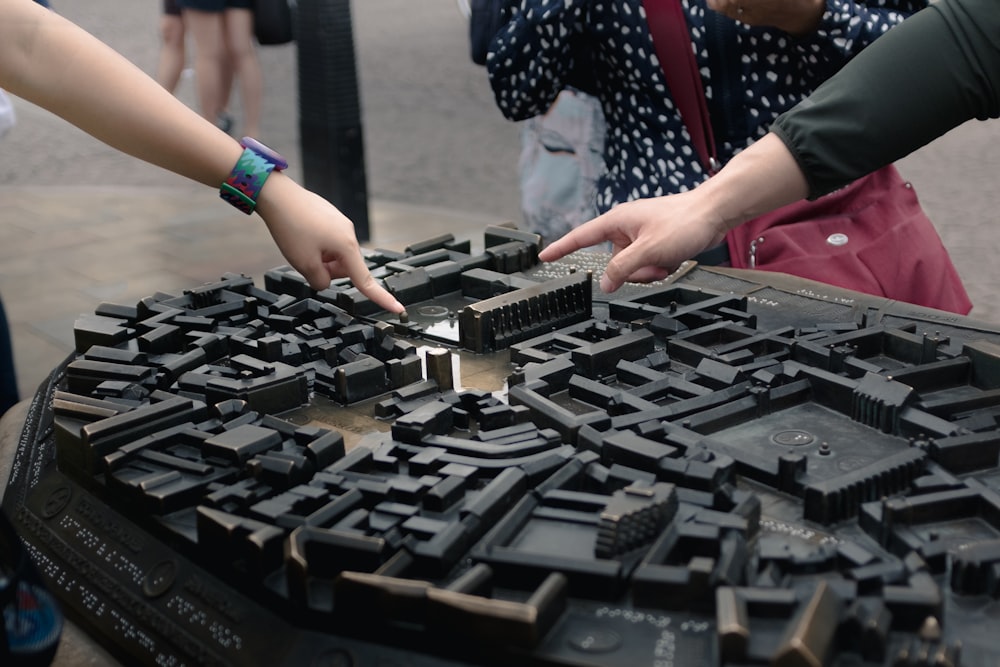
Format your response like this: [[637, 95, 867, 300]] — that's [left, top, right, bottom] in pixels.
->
[[219, 137, 289, 215]]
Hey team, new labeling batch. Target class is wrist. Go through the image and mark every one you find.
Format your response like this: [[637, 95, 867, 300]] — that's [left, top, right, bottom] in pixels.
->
[[696, 172, 752, 236], [252, 169, 294, 223], [702, 133, 810, 232]]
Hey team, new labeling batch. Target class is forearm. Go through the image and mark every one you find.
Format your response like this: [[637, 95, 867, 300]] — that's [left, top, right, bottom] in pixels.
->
[[773, 0, 1000, 197], [698, 133, 810, 232], [0, 0, 240, 188]]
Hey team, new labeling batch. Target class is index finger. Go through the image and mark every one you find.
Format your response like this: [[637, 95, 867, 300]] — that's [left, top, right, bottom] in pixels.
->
[[538, 214, 614, 262], [343, 252, 406, 314]]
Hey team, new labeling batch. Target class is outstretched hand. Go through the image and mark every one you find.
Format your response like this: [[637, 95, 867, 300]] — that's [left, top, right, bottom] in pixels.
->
[[537, 192, 729, 294], [255, 175, 405, 314]]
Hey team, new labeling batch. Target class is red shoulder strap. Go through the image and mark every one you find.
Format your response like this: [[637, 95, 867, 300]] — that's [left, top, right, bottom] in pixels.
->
[[642, 0, 718, 172]]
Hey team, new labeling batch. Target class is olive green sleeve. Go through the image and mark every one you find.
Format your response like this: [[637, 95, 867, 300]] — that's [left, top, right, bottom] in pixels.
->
[[771, 0, 1000, 199]]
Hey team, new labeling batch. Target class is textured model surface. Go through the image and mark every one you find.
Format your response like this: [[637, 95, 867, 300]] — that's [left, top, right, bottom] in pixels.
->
[[4, 226, 999, 666]]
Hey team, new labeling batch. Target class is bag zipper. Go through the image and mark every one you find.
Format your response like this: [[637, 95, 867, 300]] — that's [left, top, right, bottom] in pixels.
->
[[748, 236, 765, 268]]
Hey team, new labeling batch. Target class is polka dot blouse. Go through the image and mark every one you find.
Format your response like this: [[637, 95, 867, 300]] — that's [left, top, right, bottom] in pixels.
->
[[487, 0, 927, 214]]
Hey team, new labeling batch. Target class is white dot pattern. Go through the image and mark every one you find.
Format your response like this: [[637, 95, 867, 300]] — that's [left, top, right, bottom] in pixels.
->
[[487, 0, 926, 213]]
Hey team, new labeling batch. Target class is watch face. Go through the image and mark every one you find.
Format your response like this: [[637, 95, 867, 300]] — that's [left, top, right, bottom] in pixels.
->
[[241, 137, 289, 170]]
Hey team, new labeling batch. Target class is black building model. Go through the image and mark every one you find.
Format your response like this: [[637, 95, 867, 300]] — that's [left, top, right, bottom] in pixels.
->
[[4, 225, 998, 666]]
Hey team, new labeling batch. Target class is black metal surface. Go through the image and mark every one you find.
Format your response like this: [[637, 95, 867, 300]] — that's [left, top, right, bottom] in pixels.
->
[[4, 227, 1000, 666], [297, 0, 370, 241]]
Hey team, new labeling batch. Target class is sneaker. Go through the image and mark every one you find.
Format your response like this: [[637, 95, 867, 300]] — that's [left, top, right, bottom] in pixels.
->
[[216, 111, 234, 135]]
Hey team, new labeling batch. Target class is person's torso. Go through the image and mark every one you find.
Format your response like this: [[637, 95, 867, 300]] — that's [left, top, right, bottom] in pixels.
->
[[569, 0, 921, 210]]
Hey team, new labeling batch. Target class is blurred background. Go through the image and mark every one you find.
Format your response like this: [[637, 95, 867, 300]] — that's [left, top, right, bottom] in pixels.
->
[[1, 0, 523, 217], [1, 0, 998, 402]]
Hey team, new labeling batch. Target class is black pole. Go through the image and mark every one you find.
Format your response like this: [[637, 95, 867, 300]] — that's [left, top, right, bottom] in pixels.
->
[[296, 0, 370, 241]]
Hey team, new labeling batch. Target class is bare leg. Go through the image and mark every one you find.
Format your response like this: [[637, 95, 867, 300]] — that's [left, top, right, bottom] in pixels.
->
[[181, 9, 226, 123], [156, 12, 186, 94], [220, 47, 235, 116], [223, 8, 262, 138], [215, 41, 236, 133]]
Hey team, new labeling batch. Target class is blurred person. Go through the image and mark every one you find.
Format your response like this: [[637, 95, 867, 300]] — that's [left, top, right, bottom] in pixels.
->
[[178, 0, 261, 137], [158, 0, 235, 132], [537, 0, 998, 296], [157, 0, 187, 94]]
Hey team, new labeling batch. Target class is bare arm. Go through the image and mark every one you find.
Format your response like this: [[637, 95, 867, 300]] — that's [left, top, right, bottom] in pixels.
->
[[538, 133, 809, 292], [0, 0, 237, 187], [0, 0, 403, 312]]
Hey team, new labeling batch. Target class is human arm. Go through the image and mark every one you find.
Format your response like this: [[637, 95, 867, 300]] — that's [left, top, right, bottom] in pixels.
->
[[538, 132, 808, 292], [0, 0, 403, 312]]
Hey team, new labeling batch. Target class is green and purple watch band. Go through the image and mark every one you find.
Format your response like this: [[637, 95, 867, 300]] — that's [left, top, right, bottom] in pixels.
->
[[219, 137, 288, 215]]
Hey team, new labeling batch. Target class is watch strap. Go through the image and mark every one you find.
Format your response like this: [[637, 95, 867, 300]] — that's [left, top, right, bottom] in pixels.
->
[[220, 138, 287, 215]]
